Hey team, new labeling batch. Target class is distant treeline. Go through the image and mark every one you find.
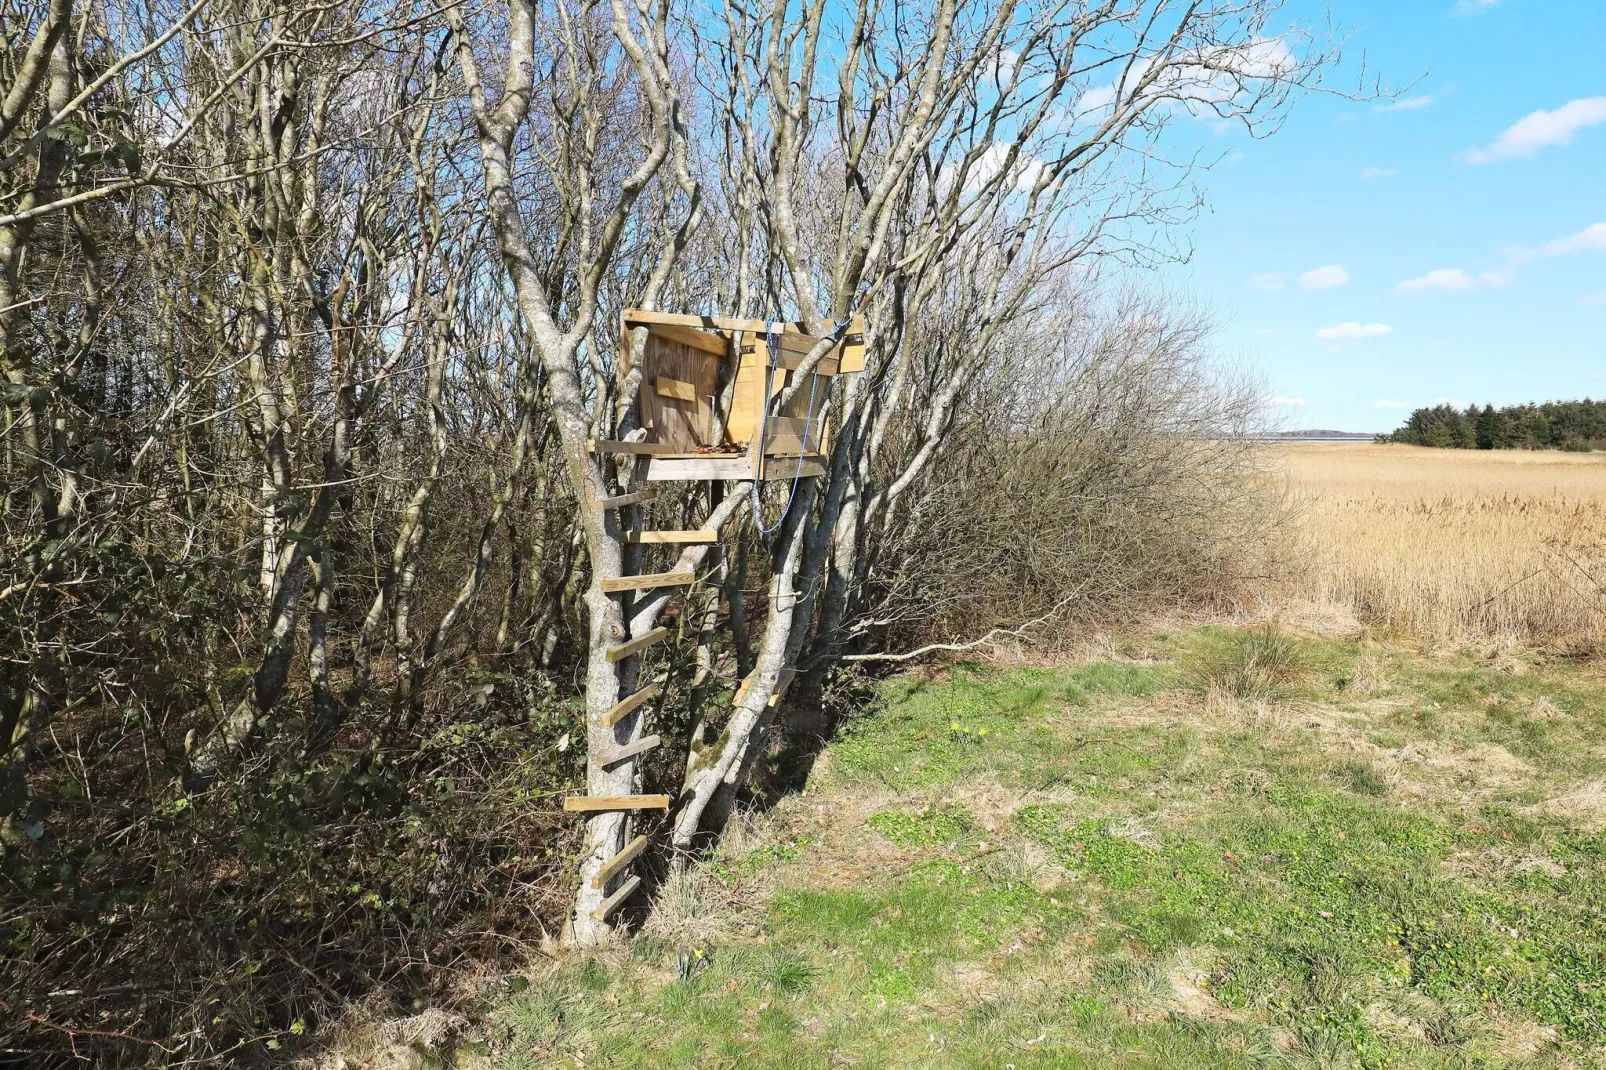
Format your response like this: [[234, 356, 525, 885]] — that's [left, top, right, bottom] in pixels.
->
[[1379, 399, 1606, 452]]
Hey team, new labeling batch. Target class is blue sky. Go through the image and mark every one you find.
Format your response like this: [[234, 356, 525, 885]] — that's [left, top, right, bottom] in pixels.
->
[[1171, 0, 1606, 433]]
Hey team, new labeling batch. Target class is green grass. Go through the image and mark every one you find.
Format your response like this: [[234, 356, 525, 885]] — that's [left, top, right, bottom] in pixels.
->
[[469, 631, 1606, 1070]]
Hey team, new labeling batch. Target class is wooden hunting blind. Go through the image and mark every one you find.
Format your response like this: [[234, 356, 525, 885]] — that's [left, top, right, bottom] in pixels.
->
[[569, 308, 862, 924], [609, 309, 866, 482]]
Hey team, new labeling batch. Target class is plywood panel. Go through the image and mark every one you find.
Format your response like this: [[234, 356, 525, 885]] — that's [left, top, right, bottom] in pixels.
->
[[640, 333, 720, 451]]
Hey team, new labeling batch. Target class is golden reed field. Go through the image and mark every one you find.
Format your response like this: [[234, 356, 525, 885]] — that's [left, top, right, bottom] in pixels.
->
[[1275, 442, 1606, 653]]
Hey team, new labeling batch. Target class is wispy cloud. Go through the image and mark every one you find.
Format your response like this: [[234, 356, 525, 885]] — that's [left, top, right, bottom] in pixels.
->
[[1397, 268, 1508, 293], [1316, 322, 1393, 342], [1266, 395, 1307, 408], [1452, 0, 1501, 14], [1376, 94, 1435, 113], [1246, 272, 1286, 292], [1433, 396, 1468, 408], [1583, 292, 1606, 307], [1467, 97, 1606, 162], [1299, 264, 1350, 291], [1372, 400, 1409, 410], [1361, 166, 1398, 180], [1513, 221, 1606, 261]]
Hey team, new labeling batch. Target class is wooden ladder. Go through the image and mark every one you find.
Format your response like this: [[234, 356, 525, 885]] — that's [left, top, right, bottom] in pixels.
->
[[565, 472, 720, 921]]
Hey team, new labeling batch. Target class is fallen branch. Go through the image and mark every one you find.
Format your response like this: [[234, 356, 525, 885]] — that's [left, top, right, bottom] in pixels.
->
[[841, 589, 1087, 663]]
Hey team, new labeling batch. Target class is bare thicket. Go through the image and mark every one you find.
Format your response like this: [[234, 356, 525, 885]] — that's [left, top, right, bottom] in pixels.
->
[[0, 0, 1334, 1061]]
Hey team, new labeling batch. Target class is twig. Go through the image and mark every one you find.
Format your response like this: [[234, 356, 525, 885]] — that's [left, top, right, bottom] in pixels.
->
[[0, 999, 179, 1056]]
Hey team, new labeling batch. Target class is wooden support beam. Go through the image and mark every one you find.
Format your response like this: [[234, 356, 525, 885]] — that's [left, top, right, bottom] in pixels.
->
[[605, 626, 668, 663], [590, 439, 677, 456], [598, 733, 661, 768], [601, 570, 695, 593], [624, 529, 718, 544], [563, 794, 670, 813], [592, 834, 649, 889], [590, 487, 659, 509], [591, 873, 642, 921], [601, 684, 660, 728], [624, 308, 770, 333]]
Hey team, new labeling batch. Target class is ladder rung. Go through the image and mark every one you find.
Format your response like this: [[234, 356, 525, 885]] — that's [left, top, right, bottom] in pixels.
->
[[563, 794, 670, 813], [591, 873, 642, 921], [592, 834, 649, 889], [602, 684, 660, 728], [601, 570, 695, 593], [598, 733, 661, 767], [605, 626, 668, 663], [623, 530, 719, 544], [591, 487, 659, 509]]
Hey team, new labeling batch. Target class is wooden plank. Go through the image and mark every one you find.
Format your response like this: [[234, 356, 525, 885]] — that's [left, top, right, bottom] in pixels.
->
[[655, 376, 699, 403], [597, 733, 661, 768], [770, 344, 840, 376], [605, 626, 668, 663], [624, 308, 768, 333], [591, 439, 678, 456], [601, 683, 660, 728], [647, 322, 726, 356], [564, 794, 670, 813], [644, 455, 752, 481], [592, 834, 649, 889], [590, 873, 643, 921], [761, 433, 812, 455], [601, 570, 695, 594], [640, 334, 720, 451], [590, 487, 659, 509], [735, 666, 795, 708], [624, 529, 718, 544]]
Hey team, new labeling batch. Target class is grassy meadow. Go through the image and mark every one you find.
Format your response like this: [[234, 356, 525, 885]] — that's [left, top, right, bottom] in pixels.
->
[[1276, 442, 1606, 652], [322, 445, 1606, 1070], [431, 632, 1606, 1069]]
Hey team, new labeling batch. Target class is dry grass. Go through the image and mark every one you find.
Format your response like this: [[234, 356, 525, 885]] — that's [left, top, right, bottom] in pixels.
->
[[1275, 442, 1606, 652]]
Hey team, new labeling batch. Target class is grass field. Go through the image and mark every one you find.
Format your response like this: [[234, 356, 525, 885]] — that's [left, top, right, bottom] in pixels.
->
[[1276, 443, 1606, 652], [322, 445, 1606, 1070], [394, 626, 1606, 1070]]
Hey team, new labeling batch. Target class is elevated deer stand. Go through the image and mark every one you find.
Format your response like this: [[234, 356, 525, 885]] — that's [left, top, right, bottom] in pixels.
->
[[594, 309, 866, 481], [570, 309, 865, 929]]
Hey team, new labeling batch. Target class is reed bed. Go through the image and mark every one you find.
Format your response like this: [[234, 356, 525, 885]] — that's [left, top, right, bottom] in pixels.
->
[[1277, 442, 1606, 652]]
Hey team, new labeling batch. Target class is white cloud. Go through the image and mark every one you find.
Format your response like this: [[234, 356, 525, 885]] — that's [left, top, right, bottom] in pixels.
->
[[1377, 95, 1435, 113], [991, 49, 1021, 89], [1246, 272, 1286, 292], [1361, 166, 1398, 180], [1397, 268, 1508, 293], [1452, 0, 1501, 14], [1315, 322, 1393, 342], [942, 141, 1046, 198], [1372, 400, 1409, 410], [1433, 396, 1468, 408], [1299, 264, 1350, 291], [1072, 36, 1297, 124], [1467, 97, 1606, 162], [1514, 222, 1606, 262], [1583, 292, 1606, 307], [1266, 395, 1307, 408]]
